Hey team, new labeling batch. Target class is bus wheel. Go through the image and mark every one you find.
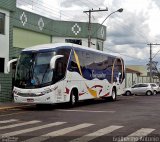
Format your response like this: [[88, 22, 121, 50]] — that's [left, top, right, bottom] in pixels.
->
[[110, 88, 117, 101], [69, 89, 78, 107]]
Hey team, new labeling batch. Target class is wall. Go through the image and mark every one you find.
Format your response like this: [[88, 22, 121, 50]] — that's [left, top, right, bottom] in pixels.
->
[[0, 0, 16, 12], [125, 73, 139, 88], [52, 37, 99, 50], [126, 73, 159, 88], [0, 73, 12, 102], [13, 27, 51, 48], [0, 8, 10, 73]]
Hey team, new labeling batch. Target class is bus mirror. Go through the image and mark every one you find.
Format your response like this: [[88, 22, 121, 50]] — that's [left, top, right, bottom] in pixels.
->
[[50, 55, 64, 69], [7, 58, 18, 73]]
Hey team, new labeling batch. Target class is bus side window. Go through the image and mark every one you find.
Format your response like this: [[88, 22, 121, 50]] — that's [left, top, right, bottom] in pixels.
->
[[68, 51, 79, 72], [54, 60, 65, 81]]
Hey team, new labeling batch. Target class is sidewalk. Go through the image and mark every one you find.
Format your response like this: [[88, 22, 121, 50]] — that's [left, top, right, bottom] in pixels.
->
[[0, 102, 33, 111]]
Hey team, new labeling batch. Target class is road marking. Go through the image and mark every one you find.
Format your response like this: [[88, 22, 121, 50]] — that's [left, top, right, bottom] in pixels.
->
[[1, 122, 66, 137], [0, 119, 18, 124], [57, 109, 115, 113], [118, 128, 155, 142], [23, 123, 94, 142], [0, 112, 26, 117], [70, 125, 123, 142], [0, 120, 40, 130]]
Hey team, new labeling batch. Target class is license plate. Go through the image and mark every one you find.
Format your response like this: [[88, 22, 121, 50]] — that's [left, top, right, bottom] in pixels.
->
[[27, 98, 34, 102]]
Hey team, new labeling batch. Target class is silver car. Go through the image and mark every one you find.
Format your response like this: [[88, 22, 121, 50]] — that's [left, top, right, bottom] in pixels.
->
[[124, 83, 154, 96], [150, 83, 160, 94]]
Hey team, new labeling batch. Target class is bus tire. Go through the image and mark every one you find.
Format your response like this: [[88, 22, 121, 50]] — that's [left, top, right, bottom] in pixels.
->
[[110, 87, 117, 101], [69, 89, 78, 107]]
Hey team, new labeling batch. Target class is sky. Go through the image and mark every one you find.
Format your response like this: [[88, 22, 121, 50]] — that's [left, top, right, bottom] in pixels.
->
[[17, 0, 160, 67]]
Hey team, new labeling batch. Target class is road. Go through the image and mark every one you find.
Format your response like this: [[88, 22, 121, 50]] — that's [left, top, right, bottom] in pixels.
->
[[0, 95, 160, 142]]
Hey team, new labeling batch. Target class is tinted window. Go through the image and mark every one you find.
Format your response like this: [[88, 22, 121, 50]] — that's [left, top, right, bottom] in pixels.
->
[[65, 39, 82, 45], [132, 84, 139, 88], [68, 50, 79, 73], [139, 84, 148, 87], [0, 12, 5, 34], [0, 58, 4, 72], [54, 48, 71, 81], [151, 84, 156, 87]]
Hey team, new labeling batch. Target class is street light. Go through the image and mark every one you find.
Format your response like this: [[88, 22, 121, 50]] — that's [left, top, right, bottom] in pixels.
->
[[100, 8, 123, 30], [91, 8, 123, 48]]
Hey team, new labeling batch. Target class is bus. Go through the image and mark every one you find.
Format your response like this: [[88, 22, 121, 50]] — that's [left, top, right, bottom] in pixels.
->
[[8, 43, 125, 106]]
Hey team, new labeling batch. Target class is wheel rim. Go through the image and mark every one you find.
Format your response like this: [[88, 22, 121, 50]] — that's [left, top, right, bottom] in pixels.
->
[[112, 90, 116, 100], [71, 94, 76, 105], [126, 91, 130, 96], [147, 91, 151, 96]]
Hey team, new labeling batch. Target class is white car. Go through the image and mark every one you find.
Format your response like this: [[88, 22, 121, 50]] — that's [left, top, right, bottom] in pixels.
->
[[150, 83, 160, 94], [124, 83, 155, 96]]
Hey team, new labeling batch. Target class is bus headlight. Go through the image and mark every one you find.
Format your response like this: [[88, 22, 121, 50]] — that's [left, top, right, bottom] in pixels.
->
[[13, 90, 18, 95], [37, 89, 52, 96]]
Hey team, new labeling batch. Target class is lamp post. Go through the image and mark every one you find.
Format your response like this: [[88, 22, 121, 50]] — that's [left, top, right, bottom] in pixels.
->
[[101, 8, 123, 26], [90, 8, 123, 48]]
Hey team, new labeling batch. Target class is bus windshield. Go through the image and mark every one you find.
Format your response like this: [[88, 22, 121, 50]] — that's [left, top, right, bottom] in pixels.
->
[[15, 51, 56, 88], [14, 48, 71, 89]]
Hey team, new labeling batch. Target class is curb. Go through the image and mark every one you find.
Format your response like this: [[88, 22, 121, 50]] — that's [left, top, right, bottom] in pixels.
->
[[0, 104, 34, 111]]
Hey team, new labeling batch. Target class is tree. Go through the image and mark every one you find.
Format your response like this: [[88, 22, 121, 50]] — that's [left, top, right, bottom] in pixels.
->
[[146, 61, 158, 76]]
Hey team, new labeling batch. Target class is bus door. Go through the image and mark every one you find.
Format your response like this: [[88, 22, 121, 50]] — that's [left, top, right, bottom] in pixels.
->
[[53, 48, 71, 102]]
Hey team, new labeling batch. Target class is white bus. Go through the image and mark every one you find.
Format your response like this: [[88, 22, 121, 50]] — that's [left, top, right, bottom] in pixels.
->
[[8, 43, 125, 106]]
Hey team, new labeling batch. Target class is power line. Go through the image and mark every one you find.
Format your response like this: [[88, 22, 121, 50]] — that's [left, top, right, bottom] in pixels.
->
[[105, 48, 144, 60], [18, 0, 148, 45], [83, 8, 108, 47], [14, 0, 151, 62], [17, 0, 75, 21], [3, 11, 144, 63], [147, 43, 160, 82], [81, 0, 100, 8]]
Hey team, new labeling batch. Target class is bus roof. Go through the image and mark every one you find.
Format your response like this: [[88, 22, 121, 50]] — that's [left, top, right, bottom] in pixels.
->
[[22, 43, 121, 59]]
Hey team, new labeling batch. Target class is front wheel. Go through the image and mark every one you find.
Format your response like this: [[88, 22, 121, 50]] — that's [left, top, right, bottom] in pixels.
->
[[125, 91, 131, 96], [69, 90, 78, 107], [146, 90, 152, 96], [110, 88, 117, 101]]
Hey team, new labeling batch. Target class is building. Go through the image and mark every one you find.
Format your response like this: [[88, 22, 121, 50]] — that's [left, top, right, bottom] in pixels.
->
[[125, 67, 141, 88], [126, 65, 159, 88], [0, 0, 106, 102]]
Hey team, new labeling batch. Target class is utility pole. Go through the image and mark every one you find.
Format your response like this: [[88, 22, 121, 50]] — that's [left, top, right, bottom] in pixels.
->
[[147, 43, 160, 82], [83, 8, 108, 47]]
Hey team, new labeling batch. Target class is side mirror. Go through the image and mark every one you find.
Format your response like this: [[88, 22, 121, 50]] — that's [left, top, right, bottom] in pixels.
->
[[7, 58, 18, 73], [50, 55, 64, 69]]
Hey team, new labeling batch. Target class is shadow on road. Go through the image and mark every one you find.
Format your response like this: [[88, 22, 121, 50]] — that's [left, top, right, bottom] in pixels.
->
[[21, 97, 119, 111]]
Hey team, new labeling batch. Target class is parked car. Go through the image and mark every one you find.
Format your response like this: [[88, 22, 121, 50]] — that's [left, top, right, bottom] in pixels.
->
[[124, 83, 155, 96], [150, 83, 160, 94]]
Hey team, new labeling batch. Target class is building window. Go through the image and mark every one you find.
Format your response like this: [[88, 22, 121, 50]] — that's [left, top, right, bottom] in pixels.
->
[[65, 39, 82, 45], [0, 12, 5, 35], [0, 58, 4, 72], [97, 41, 103, 51]]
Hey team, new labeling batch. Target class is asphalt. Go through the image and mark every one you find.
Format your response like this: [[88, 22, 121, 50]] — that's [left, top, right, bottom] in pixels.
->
[[0, 102, 33, 111]]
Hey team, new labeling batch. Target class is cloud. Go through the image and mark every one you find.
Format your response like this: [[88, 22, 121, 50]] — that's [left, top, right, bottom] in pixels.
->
[[61, 0, 87, 8], [102, 0, 157, 66], [152, 0, 160, 8], [107, 11, 150, 45], [61, 0, 105, 9], [17, 0, 160, 67]]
